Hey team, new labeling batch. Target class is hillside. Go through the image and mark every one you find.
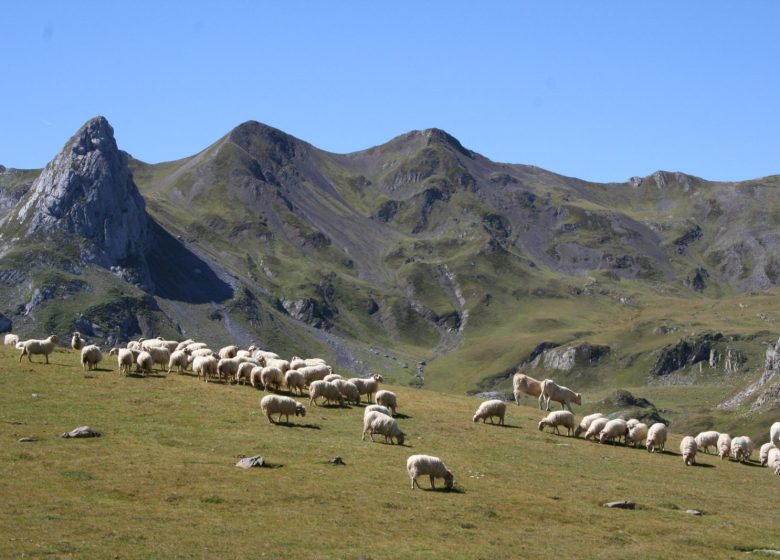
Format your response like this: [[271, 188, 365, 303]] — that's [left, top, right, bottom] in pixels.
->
[[1, 117, 780, 432], [1, 347, 777, 559]]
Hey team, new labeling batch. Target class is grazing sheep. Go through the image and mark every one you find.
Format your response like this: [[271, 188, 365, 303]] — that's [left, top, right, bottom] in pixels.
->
[[767, 447, 780, 476], [189, 348, 215, 358], [109, 347, 134, 375], [284, 369, 305, 395], [217, 357, 246, 384], [71, 332, 84, 351], [219, 345, 239, 359], [625, 418, 640, 430], [538, 379, 582, 412], [308, 380, 344, 407], [136, 351, 153, 375], [585, 417, 609, 441], [375, 390, 398, 416], [145, 346, 170, 371], [80, 345, 102, 371], [261, 366, 285, 392], [364, 404, 391, 418], [362, 410, 404, 445], [731, 436, 751, 463], [512, 373, 543, 405], [167, 350, 189, 374], [681, 436, 697, 466], [575, 413, 605, 437], [332, 379, 361, 405], [127, 340, 143, 351], [252, 349, 281, 362], [185, 342, 209, 353], [626, 422, 649, 448], [18, 335, 59, 364], [323, 373, 344, 383], [300, 364, 332, 387], [260, 395, 306, 424], [771, 422, 780, 448], [290, 356, 326, 369], [235, 362, 256, 385], [250, 366, 265, 389], [142, 338, 178, 353], [538, 410, 575, 436], [348, 374, 383, 402], [717, 433, 732, 460], [646, 423, 668, 452], [193, 355, 218, 382], [407, 454, 454, 490], [695, 430, 720, 454], [599, 419, 628, 445], [759, 442, 777, 466], [236, 349, 252, 359], [743, 436, 756, 461], [176, 339, 194, 351], [472, 399, 506, 426], [4, 334, 19, 346]]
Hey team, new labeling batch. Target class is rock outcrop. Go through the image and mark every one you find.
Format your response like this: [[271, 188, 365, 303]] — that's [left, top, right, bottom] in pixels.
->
[[529, 342, 610, 372]]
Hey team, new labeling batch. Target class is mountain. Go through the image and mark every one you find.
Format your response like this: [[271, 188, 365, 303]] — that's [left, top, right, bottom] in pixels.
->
[[1, 117, 779, 431]]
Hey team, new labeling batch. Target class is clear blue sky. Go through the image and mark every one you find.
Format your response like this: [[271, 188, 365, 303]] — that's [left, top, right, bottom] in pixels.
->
[[2, 2, 779, 182]]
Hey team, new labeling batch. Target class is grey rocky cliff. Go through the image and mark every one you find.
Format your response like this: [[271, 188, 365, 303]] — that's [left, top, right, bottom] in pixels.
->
[[10, 116, 153, 287]]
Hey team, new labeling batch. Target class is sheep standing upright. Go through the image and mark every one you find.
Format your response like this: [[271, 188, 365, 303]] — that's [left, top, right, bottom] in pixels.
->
[[759, 442, 777, 466], [260, 395, 306, 424], [472, 399, 506, 426], [308, 380, 344, 407], [375, 390, 398, 416], [168, 350, 189, 374], [18, 335, 59, 364], [4, 334, 19, 346], [512, 373, 543, 405], [538, 410, 575, 436], [407, 455, 454, 490], [731, 437, 750, 463], [109, 347, 134, 376], [694, 431, 720, 454], [349, 374, 383, 402], [771, 422, 780, 448], [362, 411, 404, 444], [538, 379, 581, 412], [71, 332, 84, 351], [80, 345, 102, 371], [767, 447, 780, 476], [626, 422, 649, 448], [646, 423, 668, 453], [717, 433, 732, 460], [584, 417, 609, 441], [681, 436, 697, 466]]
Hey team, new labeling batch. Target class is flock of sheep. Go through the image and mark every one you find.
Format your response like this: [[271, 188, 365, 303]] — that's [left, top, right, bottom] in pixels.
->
[[7, 331, 779, 487]]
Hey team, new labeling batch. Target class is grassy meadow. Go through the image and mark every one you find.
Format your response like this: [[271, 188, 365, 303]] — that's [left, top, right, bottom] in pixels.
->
[[1, 345, 778, 559]]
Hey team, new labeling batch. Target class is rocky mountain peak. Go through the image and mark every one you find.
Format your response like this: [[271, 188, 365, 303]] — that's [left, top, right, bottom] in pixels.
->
[[9, 116, 153, 286]]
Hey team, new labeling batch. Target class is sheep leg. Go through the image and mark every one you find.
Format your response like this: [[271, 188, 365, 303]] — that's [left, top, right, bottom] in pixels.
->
[[430, 475, 436, 489], [538, 394, 545, 410], [411, 477, 419, 490], [266, 414, 274, 424]]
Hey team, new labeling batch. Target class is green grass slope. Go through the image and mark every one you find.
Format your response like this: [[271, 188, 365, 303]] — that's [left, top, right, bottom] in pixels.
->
[[1, 346, 777, 559]]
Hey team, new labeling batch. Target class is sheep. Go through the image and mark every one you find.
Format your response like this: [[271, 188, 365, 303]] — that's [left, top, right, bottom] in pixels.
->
[[261, 366, 285, 392], [218, 357, 246, 384], [4, 334, 19, 346], [362, 410, 404, 445], [308, 380, 344, 407], [681, 436, 697, 466], [626, 418, 640, 430], [185, 342, 209, 352], [142, 338, 178, 353], [176, 339, 194, 351], [323, 373, 343, 383], [18, 335, 59, 364], [71, 332, 84, 351], [219, 345, 239, 359], [742, 436, 756, 461], [235, 361, 256, 385], [193, 355, 218, 382], [512, 373, 543, 405], [407, 455, 454, 490], [731, 436, 751, 463], [252, 349, 280, 362], [348, 374, 383, 402], [167, 350, 189, 374], [759, 442, 777, 466], [574, 413, 605, 437], [646, 423, 668, 453], [136, 351, 153, 375], [584, 417, 609, 441], [771, 422, 780, 448], [626, 422, 649, 448], [717, 433, 732, 460], [364, 404, 391, 418], [290, 356, 325, 369], [109, 347, 134, 375], [767, 447, 780, 476], [538, 410, 575, 436], [300, 364, 332, 387], [250, 366, 264, 389], [284, 369, 305, 395], [80, 345, 102, 371], [260, 395, 306, 424], [599, 419, 628, 445], [265, 358, 291, 374], [375, 390, 398, 416], [127, 340, 143, 351], [538, 379, 581, 412], [145, 346, 170, 371], [236, 349, 252, 359], [694, 430, 720, 454], [189, 348, 215, 358], [472, 399, 506, 426], [332, 379, 361, 405]]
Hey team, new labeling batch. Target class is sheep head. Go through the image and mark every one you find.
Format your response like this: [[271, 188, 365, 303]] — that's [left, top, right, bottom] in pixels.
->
[[49, 335, 59, 343], [444, 470, 454, 489], [295, 404, 306, 417], [396, 431, 405, 446], [573, 393, 582, 405], [109, 347, 119, 356], [537, 420, 546, 431]]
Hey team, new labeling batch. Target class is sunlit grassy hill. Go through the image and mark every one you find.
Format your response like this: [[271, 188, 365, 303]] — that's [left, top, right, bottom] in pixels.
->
[[1, 346, 777, 559]]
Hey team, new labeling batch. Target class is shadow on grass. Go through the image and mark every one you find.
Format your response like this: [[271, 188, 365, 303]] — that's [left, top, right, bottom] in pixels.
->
[[416, 486, 466, 494], [735, 460, 765, 468], [394, 413, 413, 420], [692, 462, 715, 468], [275, 422, 321, 430]]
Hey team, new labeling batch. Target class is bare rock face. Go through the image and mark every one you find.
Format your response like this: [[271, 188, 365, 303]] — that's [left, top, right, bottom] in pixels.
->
[[12, 116, 152, 287]]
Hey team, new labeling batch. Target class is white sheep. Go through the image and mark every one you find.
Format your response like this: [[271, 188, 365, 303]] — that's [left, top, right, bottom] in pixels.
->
[[538, 410, 575, 436], [575, 413, 605, 437], [71, 332, 84, 351], [126, 340, 143, 351], [308, 380, 344, 407], [218, 357, 246, 384], [364, 404, 391, 418], [265, 358, 290, 373], [219, 345, 239, 359], [599, 419, 628, 445], [235, 362, 256, 385], [80, 345, 102, 371], [584, 417, 609, 441], [236, 349, 252, 359], [742, 436, 756, 461], [250, 366, 264, 389], [407, 454, 454, 490], [18, 335, 59, 364], [759, 442, 777, 466], [252, 349, 281, 362], [767, 447, 780, 476], [731, 436, 751, 463], [185, 342, 209, 353], [332, 379, 361, 405], [375, 390, 398, 416], [323, 373, 344, 382], [717, 433, 732, 460], [538, 379, 581, 412], [771, 422, 780, 448], [136, 351, 153, 375], [694, 430, 720, 454], [348, 374, 383, 402], [290, 356, 325, 369], [109, 347, 134, 376], [362, 410, 404, 445], [4, 334, 19, 346], [284, 369, 305, 395], [472, 399, 506, 426], [646, 423, 668, 453], [167, 350, 189, 374], [300, 364, 332, 387], [626, 418, 640, 429], [681, 436, 697, 466], [189, 348, 215, 358], [176, 339, 194, 351], [145, 346, 170, 371], [142, 338, 178, 353], [260, 395, 306, 424], [626, 422, 649, 448], [193, 355, 218, 382], [261, 366, 285, 392], [512, 373, 543, 405]]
